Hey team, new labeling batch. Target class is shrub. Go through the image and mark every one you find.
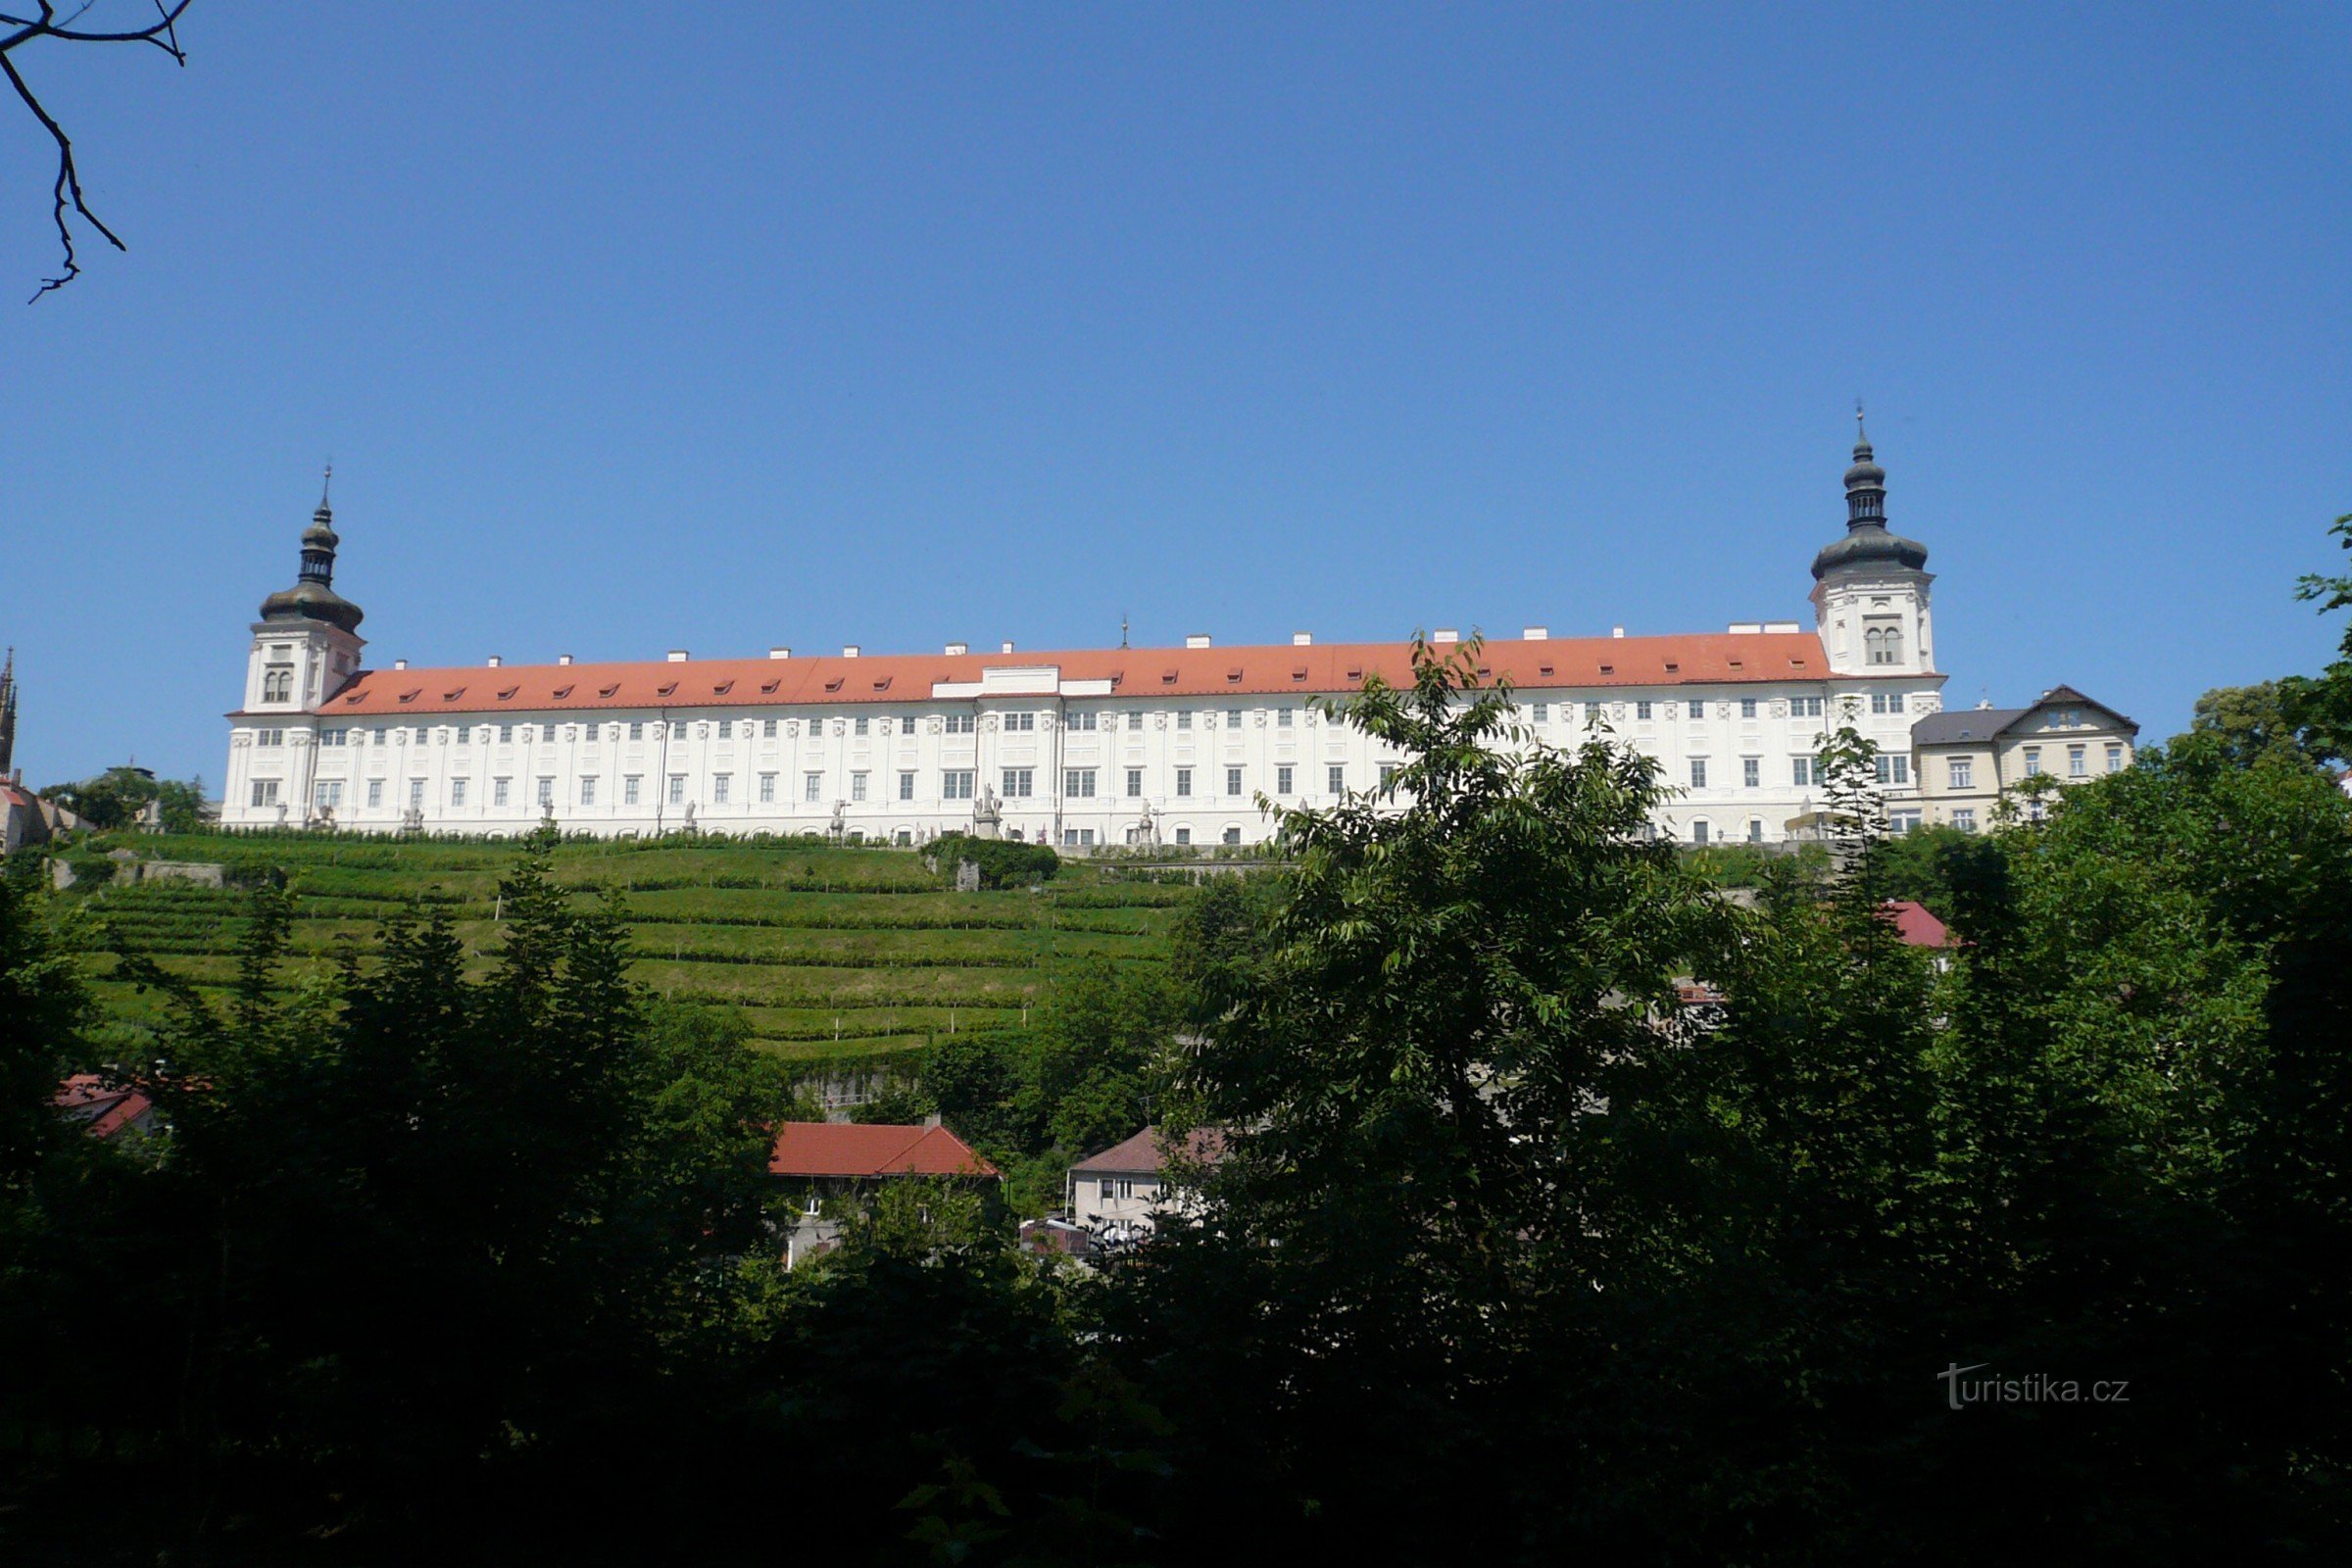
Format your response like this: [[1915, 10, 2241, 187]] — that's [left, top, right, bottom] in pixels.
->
[[922, 833, 1060, 890]]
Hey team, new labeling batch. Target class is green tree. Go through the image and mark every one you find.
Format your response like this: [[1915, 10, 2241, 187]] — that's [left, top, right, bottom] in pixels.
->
[[2189, 679, 2323, 771], [2281, 512, 2352, 765]]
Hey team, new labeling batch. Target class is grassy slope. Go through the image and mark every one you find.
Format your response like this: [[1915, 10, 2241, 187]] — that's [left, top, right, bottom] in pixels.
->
[[61, 833, 1188, 1071]]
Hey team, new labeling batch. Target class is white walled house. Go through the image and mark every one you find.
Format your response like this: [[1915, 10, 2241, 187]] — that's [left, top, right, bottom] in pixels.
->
[[223, 430, 1948, 847]]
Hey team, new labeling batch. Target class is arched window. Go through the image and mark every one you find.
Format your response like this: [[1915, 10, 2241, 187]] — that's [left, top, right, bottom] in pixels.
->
[[1882, 624, 1904, 663]]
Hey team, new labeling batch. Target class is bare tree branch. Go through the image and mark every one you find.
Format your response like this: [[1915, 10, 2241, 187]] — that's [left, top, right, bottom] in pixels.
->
[[1, 0, 192, 301]]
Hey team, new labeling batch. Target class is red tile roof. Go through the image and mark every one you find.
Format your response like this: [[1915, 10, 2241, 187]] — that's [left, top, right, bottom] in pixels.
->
[[52, 1074, 158, 1139], [766, 1121, 998, 1179], [250, 631, 1838, 719], [1883, 900, 1954, 949], [1071, 1125, 1228, 1175]]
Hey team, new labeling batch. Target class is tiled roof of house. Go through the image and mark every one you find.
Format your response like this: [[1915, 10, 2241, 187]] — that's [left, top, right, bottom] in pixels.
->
[[1071, 1125, 1228, 1176], [53, 1073, 158, 1139], [253, 631, 1842, 720], [1883, 900, 1954, 949], [766, 1121, 998, 1179], [1913, 684, 2138, 747]]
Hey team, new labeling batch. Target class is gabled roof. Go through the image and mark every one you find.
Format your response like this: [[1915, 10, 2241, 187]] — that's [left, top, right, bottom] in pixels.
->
[[1882, 901, 1954, 950], [1912, 684, 2138, 748], [1071, 1125, 1228, 1176], [53, 1074, 158, 1139], [766, 1121, 998, 1179], [246, 631, 1838, 720]]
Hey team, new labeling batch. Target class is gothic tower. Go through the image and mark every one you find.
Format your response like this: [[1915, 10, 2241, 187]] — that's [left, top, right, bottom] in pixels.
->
[[1810, 412, 1935, 677]]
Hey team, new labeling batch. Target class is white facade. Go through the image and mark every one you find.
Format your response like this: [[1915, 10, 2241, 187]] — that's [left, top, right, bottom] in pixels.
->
[[223, 440, 1949, 848]]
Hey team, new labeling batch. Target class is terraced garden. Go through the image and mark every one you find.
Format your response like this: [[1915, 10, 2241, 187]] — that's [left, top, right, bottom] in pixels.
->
[[57, 833, 1193, 1071]]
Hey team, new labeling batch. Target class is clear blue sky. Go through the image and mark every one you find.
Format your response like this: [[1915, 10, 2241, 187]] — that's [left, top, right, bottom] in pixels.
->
[[4, 4, 2348, 789]]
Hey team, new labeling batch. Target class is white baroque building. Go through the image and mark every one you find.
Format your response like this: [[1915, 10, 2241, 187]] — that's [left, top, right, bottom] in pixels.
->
[[222, 430, 1945, 847]]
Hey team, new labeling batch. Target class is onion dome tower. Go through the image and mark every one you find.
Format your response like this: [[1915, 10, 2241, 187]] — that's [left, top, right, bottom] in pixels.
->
[[1808, 409, 1936, 676], [1811, 410, 1930, 581], [259, 469, 365, 633]]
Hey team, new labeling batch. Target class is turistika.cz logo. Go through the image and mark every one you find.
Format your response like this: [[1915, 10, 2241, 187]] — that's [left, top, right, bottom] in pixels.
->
[[1937, 1363, 2131, 1410]]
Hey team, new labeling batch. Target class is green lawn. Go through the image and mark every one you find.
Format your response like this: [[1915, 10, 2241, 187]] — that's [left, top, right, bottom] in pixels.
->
[[61, 833, 1186, 1068]]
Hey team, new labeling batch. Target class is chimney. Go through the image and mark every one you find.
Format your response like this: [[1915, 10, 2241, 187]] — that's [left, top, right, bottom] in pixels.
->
[[1185, 633, 1210, 649], [1292, 631, 1312, 646], [842, 645, 860, 659], [1522, 626, 1548, 641], [1432, 629, 1459, 644], [1726, 622, 1761, 636], [1001, 640, 1015, 655], [768, 647, 792, 660], [1611, 626, 1625, 639], [393, 659, 408, 670], [666, 650, 689, 662], [486, 655, 502, 667], [945, 641, 968, 657], [557, 654, 573, 666]]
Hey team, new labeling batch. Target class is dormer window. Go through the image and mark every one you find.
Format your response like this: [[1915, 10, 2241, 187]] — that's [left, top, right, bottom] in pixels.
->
[[713, 681, 734, 696], [599, 683, 620, 698], [498, 687, 518, 701], [760, 680, 780, 694], [553, 685, 573, 699], [657, 682, 678, 697]]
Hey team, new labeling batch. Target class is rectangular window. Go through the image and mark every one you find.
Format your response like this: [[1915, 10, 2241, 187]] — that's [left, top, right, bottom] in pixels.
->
[[1747, 818, 1764, 843], [1125, 768, 1144, 798], [1278, 708, 1295, 728], [1064, 768, 1096, 799], [250, 779, 279, 807], [1379, 762, 1400, 786], [1223, 826, 1242, 846], [1689, 700, 1705, 719], [1692, 820, 1710, 846], [579, 776, 597, 806], [943, 769, 974, 800], [2106, 743, 2123, 771], [1791, 697, 1824, 718], [1585, 702, 1603, 724], [624, 775, 641, 805], [759, 772, 776, 803], [804, 772, 822, 803], [1177, 710, 1193, 731], [1328, 764, 1346, 795], [256, 728, 283, 748], [2024, 747, 2043, 777], [1175, 767, 1193, 798], [1173, 827, 1191, 846], [1531, 702, 1547, 723], [628, 721, 645, 741], [671, 775, 688, 806], [1949, 758, 1974, 789], [494, 777, 512, 807], [1874, 755, 1912, 785], [371, 727, 388, 744], [367, 779, 384, 808], [945, 712, 974, 734], [314, 779, 342, 809], [1003, 767, 1033, 799], [448, 778, 466, 808], [1740, 699, 1757, 719], [1690, 759, 1708, 789], [537, 777, 555, 808], [853, 717, 868, 736], [409, 779, 425, 808], [716, 719, 732, 740], [1226, 766, 1243, 796], [1871, 693, 1896, 715], [319, 727, 346, 747], [712, 774, 732, 805], [1005, 712, 1034, 732], [1070, 710, 1097, 731], [1277, 764, 1294, 795], [1890, 808, 1923, 835], [1225, 710, 1242, 730], [1952, 808, 1978, 832], [1636, 701, 1653, 721], [1792, 758, 1814, 788], [850, 771, 867, 801], [498, 722, 514, 744], [2068, 745, 2087, 777], [763, 718, 779, 738], [896, 715, 912, 735], [671, 721, 687, 740], [898, 770, 914, 802], [1126, 710, 1144, 731], [1741, 758, 1759, 788]]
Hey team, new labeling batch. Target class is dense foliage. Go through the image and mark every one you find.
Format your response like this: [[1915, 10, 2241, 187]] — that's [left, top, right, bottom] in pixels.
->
[[7, 532, 2352, 1561], [37, 765, 207, 833], [924, 832, 1062, 890]]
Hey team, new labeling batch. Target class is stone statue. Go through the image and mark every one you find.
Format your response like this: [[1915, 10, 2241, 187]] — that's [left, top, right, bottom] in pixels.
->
[[971, 787, 1003, 841], [683, 800, 697, 829], [828, 801, 846, 840], [1134, 800, 1157, 847]]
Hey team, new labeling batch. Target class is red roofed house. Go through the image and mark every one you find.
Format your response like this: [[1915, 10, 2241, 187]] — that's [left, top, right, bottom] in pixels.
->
[[218, 432, 1948, 851], [1882, 900, 1959, 973], [1066, 1126, 1227, 1246], [52, 1074, 162, 1142], [767, 1119, 999, 1268]]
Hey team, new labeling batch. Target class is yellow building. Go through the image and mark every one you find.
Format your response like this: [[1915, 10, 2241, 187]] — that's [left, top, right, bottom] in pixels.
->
[[1908, 685, 2137, 832]]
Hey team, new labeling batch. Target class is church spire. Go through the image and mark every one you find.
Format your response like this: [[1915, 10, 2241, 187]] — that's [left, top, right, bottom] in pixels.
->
[[260, 475, 365, 632], [1811, 410, 1928, 580], [0, 647, 17, 780]]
